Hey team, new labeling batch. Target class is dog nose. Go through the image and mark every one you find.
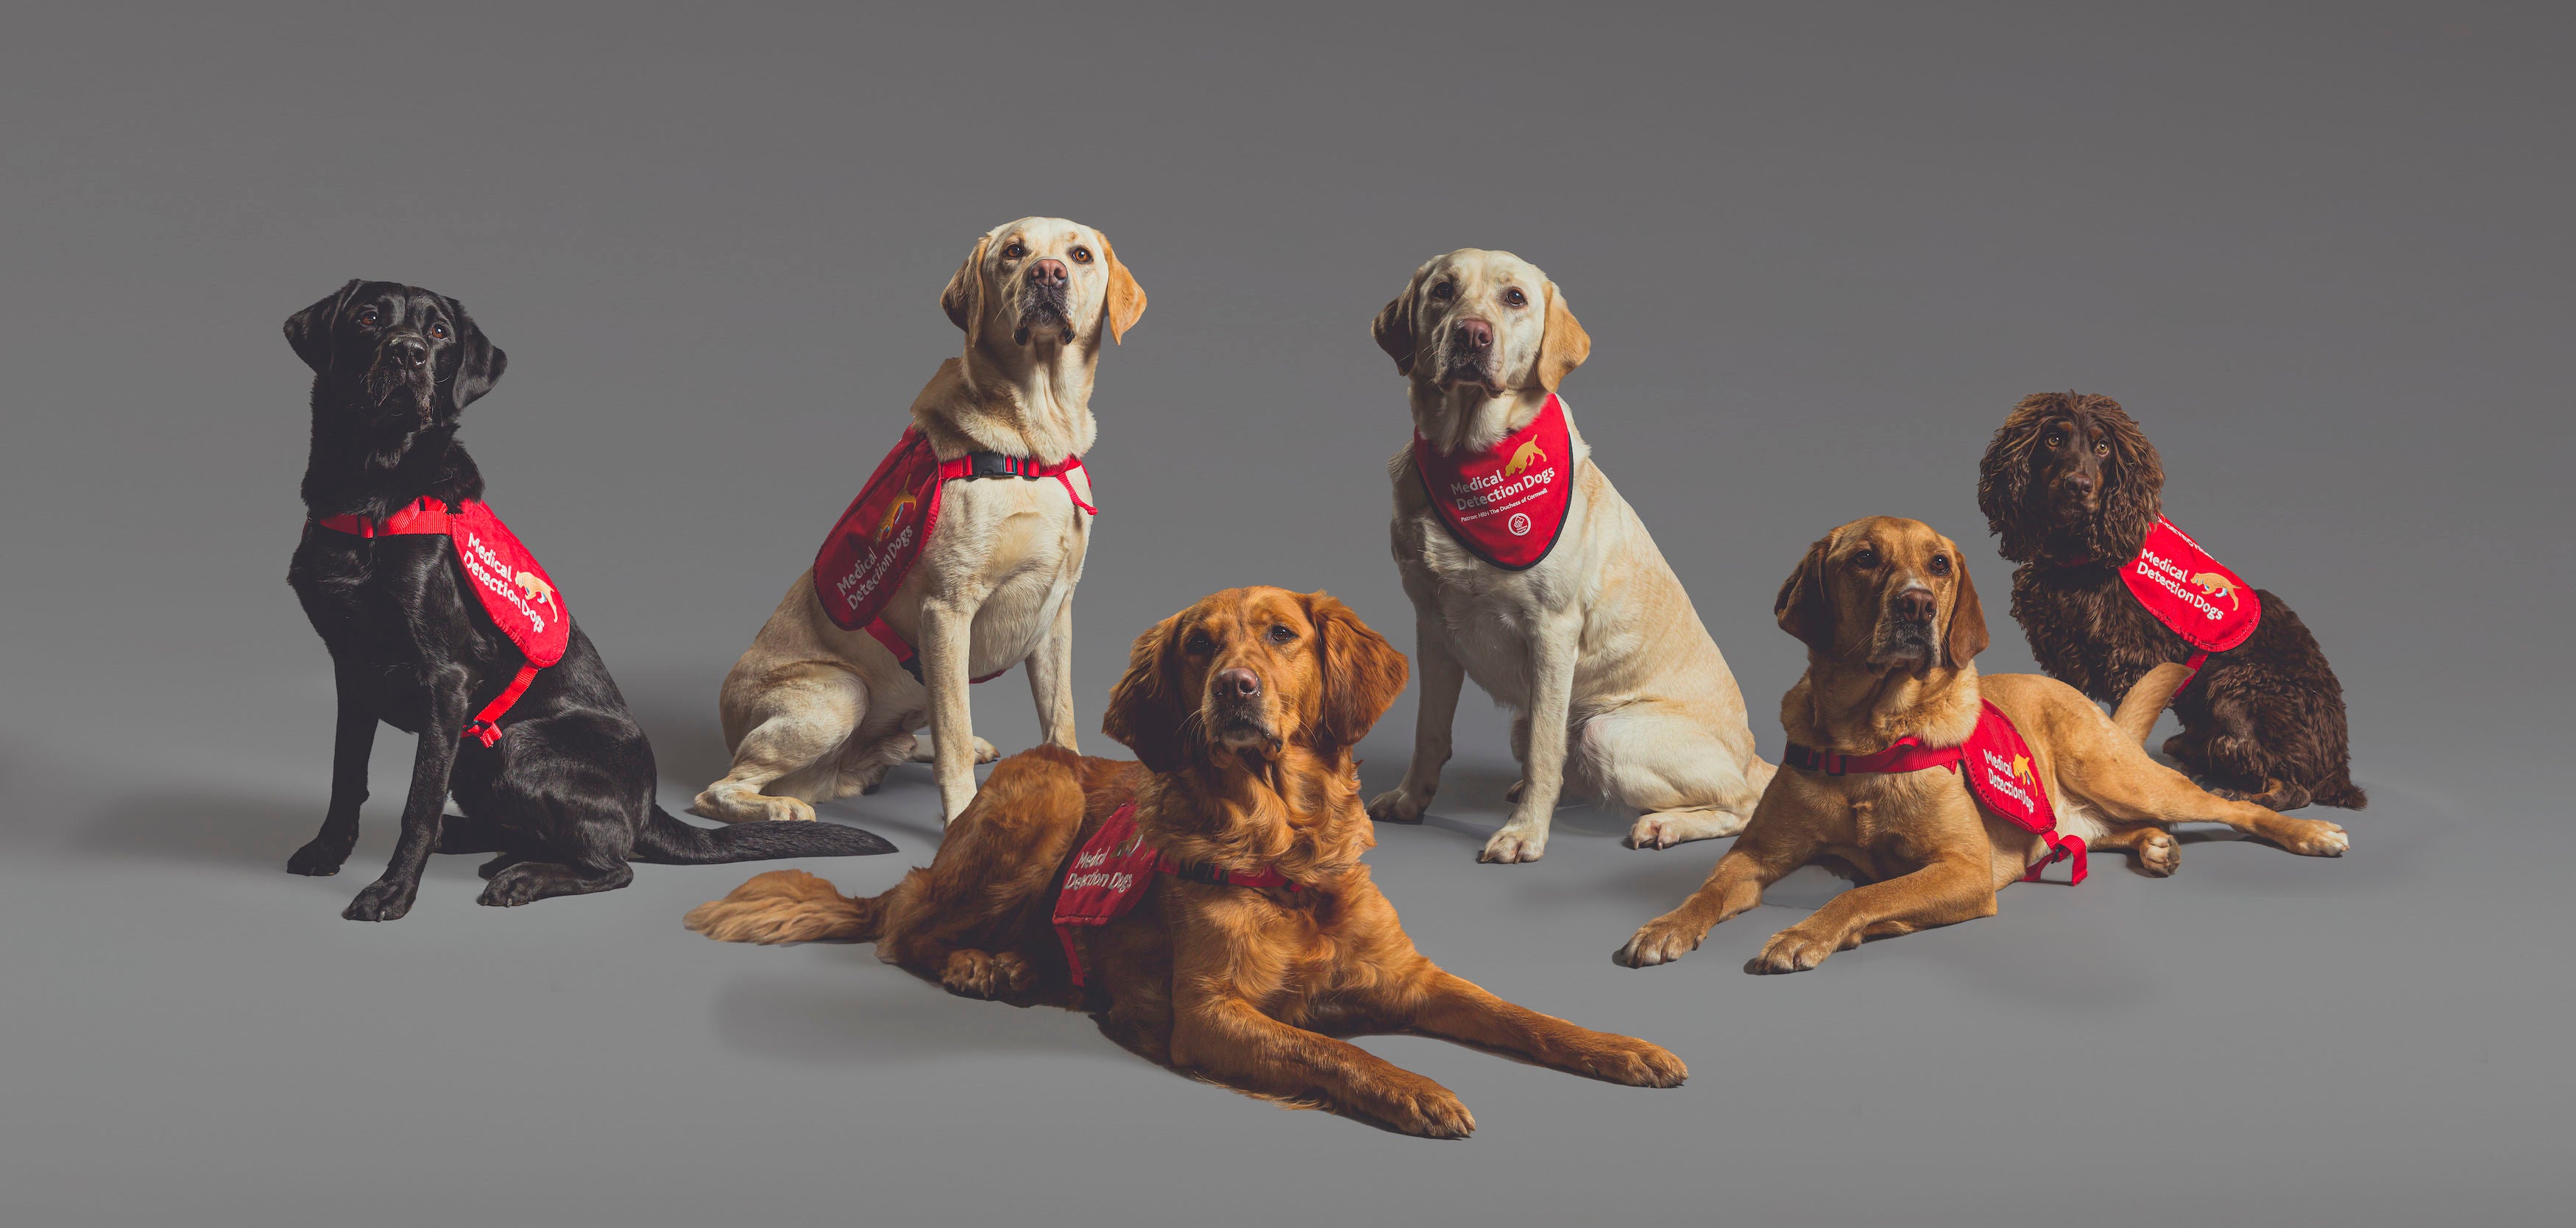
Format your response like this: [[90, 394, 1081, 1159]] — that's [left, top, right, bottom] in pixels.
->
[[389, 336, 428, 367], [2067, 472, 2095, 492], [1893, 589, 1936, 625], [1030, 258, 1067, 288], [1215, 668, 1262, 700], [1454, 318, 1493, 350]]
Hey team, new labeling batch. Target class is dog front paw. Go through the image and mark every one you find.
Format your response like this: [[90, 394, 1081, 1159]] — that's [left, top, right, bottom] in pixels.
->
[[287, 837, 352, 876], [1478, 823, 1548, 864], [1365, 1075, 1476, 1140], [1747, 925, 1849, 974], [2274, 817, 2349, 857], [342, 879, 417, 922], [1366, 787, 1430, 824], [1571, 1035, 1689, 1087], [1614, 915, 1709, 968]]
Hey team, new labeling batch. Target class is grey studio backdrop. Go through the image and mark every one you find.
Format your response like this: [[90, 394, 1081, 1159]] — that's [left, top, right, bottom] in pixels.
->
[[1, 4, 2566, 1226]]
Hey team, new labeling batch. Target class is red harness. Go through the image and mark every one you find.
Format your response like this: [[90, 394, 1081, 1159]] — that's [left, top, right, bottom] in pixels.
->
[[1412, 393, 1575, 571], [2059, 516, 2260, 698], [311, 497, 568, 748], [811, 426, 1095, 684], [1782, 700, 2086, 884], [1050, 802, 1299, 987]]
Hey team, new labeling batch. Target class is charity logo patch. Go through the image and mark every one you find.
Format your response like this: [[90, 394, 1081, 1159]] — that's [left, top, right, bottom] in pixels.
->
[[1507, 512, 1532, 536], [1502, 440, 1549, 477]]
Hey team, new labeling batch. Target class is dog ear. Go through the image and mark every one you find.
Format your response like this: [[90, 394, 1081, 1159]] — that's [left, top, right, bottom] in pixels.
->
[[1944, 555, 1991, 667], [1774, 533, 1837, 654], [1097, 234, 1147, 344], [1371, 261, 1430, 377], [439, 295, 507, 413], [2091, 400, 2165, 563], [283, 279, 363, 373], [1102, 609, 1190, 773], [941, 235, 991, 347], [1534, 280, 1591, 392], [1306, 592, 1409, 752], [1978, 394, 2053, 562]]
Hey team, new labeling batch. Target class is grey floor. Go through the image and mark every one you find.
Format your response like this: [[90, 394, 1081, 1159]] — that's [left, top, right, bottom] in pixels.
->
[[4, 5, 2569, 1226]]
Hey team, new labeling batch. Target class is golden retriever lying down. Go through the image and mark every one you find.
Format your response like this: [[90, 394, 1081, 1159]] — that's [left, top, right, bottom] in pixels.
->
[[690, 587, 1685, 1137]]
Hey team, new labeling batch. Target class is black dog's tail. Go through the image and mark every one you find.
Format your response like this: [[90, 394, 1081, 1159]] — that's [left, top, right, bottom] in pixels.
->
[[632, 805, 895, 865]]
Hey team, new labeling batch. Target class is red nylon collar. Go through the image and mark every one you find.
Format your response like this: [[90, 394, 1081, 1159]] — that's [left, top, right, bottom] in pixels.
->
[[313, 497, 454, 537]]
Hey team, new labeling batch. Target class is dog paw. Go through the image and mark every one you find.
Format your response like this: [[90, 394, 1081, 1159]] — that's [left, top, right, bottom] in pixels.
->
[[2274, 818, 2349, 857], [1477, 824, 1547, 864], [1366, 787, 1430, 824], [286, 838, 351, 876], [1369, 1078, 1476, 1140], [939, 949, 1033, 999], [1614, 917, 1708, 968], [476, 864, 551, 907], [342, 879, 417, 922], [2135, 829, 2180, 876], [1747, 926, 1847, 974], [1572, 1036, 1690, 1087], [1626, 809, 1745, 851]]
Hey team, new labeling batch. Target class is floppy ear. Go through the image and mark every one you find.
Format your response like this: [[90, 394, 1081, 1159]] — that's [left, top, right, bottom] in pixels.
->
[[1097, 235, 1147, 344], [2091, 403, 2165, 563], [1534, 280, 1590, 392], [1774, 533, 1837, 654], [941, 236, 991, 347], [1306, 592, 1409, 752], [1370, 262, 1429, 377], [283, 279, 362, 373], [1102, 611, 1190, 773], [440, 296, 507, 413], [1944, 556, 1991, 668], [1977, 397, 2051, 562]]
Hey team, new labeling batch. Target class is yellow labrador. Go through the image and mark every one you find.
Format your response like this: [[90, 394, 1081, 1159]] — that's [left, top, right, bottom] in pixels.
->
[[693, 218, 1146, 826], [1615, 517, 2351, 973], [1366, 249, 1771, 863]]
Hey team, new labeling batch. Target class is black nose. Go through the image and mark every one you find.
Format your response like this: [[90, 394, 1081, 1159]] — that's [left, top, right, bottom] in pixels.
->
[[2067, 472, 2095, 493], [1030, 258, 1067, 288], [1454, 318, 1493, 350], [389, 336, 428, 367], [1215, 668, 1261, 700], [1893, 589, 1936, 625]]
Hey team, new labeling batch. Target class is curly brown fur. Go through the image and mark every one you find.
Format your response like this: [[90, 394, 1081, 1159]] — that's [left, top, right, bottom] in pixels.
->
[[1977, 391, 2364, 810]]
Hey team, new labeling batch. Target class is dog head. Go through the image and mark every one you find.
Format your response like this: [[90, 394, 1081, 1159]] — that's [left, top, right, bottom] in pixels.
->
[[1775, 517, 1988, 675], [1103, 587, 1409, 773], [942, 217, 1145, 355], [285, 280, 506, 437], [1977, 391, 2165, 564], [1372, 249, 1589, 397]]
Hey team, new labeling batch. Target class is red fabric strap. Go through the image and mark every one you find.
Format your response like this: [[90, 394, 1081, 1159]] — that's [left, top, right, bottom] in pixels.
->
[[312, 497, 452, 538], [461, 662, 542, 748], [2023, 831, 2090, 884], [2172, 650, 2210, 696]]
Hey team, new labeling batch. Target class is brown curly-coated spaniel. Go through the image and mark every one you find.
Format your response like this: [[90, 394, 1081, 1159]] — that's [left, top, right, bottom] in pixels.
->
[[1976, 392, 2364, 812]]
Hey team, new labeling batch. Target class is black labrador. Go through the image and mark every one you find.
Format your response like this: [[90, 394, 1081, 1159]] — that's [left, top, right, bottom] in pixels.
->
[[283, 280, 893, 920]]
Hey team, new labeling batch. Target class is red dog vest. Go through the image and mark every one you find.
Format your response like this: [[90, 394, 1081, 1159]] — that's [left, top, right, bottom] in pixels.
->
[[1782, 700, 2086, 884], [1412, 393, 1574, 571], [2064, 517, 2262, 697], [311, 498, 568, 747], [810, 426, 1094, 684], [1050, 803, 1299, 987]]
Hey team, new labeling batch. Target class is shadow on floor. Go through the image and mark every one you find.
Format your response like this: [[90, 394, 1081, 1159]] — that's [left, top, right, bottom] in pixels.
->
[[710, 955, 1111, 1066]]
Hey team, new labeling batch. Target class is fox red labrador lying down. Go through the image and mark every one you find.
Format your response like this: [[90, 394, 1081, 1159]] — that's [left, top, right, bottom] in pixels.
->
[[687, 587, 1684, 1137]]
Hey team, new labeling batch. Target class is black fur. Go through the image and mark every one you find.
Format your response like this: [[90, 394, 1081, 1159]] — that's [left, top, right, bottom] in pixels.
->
[[283, 280, 892, 920]]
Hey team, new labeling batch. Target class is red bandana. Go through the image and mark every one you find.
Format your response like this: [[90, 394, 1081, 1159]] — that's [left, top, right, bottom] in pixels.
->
[[311, 498, 567, 746], [1050, 802, 1299, 987], [1782, 700, 2084, 884], [810, 426, 1094, 682], [1412, 393, 1574, 571]]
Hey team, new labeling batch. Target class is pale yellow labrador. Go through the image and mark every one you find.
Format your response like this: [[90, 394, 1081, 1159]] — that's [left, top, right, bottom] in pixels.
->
[[1367, 249, 1772, 863], [693, 218, 1145, 826]]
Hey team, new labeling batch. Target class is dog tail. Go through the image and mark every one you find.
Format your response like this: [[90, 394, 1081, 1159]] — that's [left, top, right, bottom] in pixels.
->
[[633, 804, 895, 866], [2112, 664, 2192, 745], [683, 868, 883, 945], [2310, 772, 2369, 810]]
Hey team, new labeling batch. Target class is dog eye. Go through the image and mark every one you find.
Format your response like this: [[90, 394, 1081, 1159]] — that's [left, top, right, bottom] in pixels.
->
[[2045, 433, 2065, 448], [1928, 554, 1950, 575], [1267, 624, 1296, 645], [1002, 242, 1027, 260], [428, 322, 449, 341], [1850, 549, 1878, 569], [1069, 246, 1093, 265], [355, 308, 381, 327], [1429, 282, 1455, 300], [1503, 288, 1526, 308], [1184, 633, 1214, 655], [2093, 442, 2110, 458]]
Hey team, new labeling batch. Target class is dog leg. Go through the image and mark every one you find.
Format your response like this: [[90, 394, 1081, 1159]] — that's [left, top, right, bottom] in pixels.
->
[[1617, 812, 1822, 968], [478, 859, 636, 907], [693, 667, 866, 823], [2076, 753, 2348, 856], [907, 734, 997, 764], [835, 726, 919, 796], [916, 596, 983, 824], [1369, 613, 1464, 824], [1393, 968, 1686, 1088], [1027, 590, 1081, 754], [1481, 614, 1581, 864], [1170, 997, 1477, 1139], [1746, 855, 1997, 974], [289, 661, 378, 876], [1581, 703, 1766, 850], [342, 667, 469, 921], [2088, 823, 2181, 876]]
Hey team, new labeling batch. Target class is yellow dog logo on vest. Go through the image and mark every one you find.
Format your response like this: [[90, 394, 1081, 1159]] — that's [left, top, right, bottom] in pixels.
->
[[2190, 572, 2241, 611], [1501, 441, 1549, 478], [2011, 753, 2034, 784], [514, 572, 555, 608], [877, 492, 920, 542]]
